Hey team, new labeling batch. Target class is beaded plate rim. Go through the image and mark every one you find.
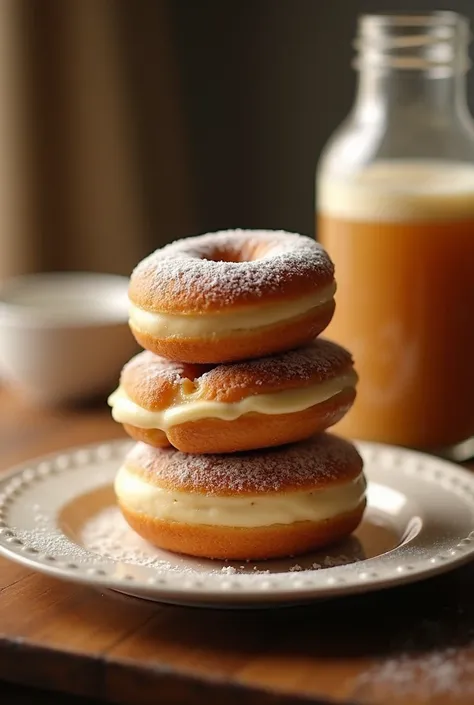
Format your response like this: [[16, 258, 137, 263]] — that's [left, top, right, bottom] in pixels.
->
[[0, 438, 474, 607]]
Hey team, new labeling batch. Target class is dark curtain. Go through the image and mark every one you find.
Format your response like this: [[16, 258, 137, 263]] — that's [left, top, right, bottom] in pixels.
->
[[2, 0, 474, 280]]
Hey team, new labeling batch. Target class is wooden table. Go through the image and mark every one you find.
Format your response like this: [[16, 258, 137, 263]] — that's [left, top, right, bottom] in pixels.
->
[[1, 388, 474, 705]]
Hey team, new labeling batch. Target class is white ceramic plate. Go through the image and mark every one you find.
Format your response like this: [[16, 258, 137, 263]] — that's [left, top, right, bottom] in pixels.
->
[[0, 439, 473, 608]]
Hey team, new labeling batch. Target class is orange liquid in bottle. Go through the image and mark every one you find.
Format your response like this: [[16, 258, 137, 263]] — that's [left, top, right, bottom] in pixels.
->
[[318, 161, 474, 449]]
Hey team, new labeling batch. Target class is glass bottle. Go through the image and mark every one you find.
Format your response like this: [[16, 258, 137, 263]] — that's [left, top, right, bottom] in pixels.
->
[[316, 12, 474, 456]]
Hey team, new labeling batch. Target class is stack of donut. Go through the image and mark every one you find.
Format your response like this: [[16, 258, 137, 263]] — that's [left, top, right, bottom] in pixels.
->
[[109, 229, 366, 560]]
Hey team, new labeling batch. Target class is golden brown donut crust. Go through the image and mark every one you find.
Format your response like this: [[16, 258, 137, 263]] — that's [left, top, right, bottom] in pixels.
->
[[114, 338, 356, 452], [122, 434, 364, 496], [123, 388, 356, 454], [120, 337, 354, 407], [118, 501, 366, 560], [130, 300, 335, 363], [129, 229, 335, 314], [118, 355, 203, 410]]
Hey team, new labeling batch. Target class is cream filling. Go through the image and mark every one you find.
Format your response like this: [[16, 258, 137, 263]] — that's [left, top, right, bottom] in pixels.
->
[[129, 283, 336, 337], [115, 465, 366, 527], [108, 370, 357, 431]]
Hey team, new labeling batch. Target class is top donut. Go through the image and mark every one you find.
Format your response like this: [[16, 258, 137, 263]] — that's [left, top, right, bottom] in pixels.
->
[[128, 229, 336, 363]]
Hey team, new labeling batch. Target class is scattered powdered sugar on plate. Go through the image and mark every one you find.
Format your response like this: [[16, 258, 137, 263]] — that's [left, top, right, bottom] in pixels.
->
[[357, 649, 474, 698], [220, 566, 237, 575], [78, 505, 363, 577], [355, 607, 474, 699], [15, 527, 105, 565], [80, 506, 198, 574]]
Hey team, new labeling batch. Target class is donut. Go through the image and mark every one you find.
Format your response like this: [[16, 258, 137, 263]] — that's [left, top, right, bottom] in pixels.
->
[[128, 229, 336, 363], [115, 434, 366, 560], [108, 339, 357, 454]]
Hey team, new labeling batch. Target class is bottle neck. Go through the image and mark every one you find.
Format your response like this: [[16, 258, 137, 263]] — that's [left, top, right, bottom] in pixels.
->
[[353, 68, 470, 126], [353, 12, 471, 128]]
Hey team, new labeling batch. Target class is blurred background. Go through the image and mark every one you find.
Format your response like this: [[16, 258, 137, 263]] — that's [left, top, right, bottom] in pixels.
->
[[1, 0, 474, 280]]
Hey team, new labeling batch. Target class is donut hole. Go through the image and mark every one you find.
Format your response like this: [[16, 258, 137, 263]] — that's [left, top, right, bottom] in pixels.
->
[[198, 240, 269, 264], [190, 234, 280, 264], [204, 247, 245, 263]]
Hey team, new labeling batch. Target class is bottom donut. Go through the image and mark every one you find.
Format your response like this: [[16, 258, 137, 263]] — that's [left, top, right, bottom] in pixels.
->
[[115, 434, 367, 560]]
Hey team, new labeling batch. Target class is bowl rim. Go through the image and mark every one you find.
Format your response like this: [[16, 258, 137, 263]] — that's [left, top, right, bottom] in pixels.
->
[[0, 271, 131, 328]]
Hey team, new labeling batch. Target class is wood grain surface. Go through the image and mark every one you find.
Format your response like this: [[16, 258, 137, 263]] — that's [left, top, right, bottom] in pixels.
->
[[1, 388, 474, 705]]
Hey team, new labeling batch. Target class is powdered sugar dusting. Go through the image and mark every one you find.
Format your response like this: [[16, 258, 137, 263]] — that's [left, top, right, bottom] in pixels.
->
[[200, 338, 355, 396], [16, 526, 104, 564], [120, 339, 355, 406], [357, 650, 474, 699], [121, 351, 190, 386], [355, 609, 474, 700], [125, 434, 363, 495], [129, 229, 334, 312], [81, 506, 195, 572]]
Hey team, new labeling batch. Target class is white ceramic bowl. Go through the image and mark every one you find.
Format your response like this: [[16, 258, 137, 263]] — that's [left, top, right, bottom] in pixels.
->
[[0, 272, 138, 405]]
